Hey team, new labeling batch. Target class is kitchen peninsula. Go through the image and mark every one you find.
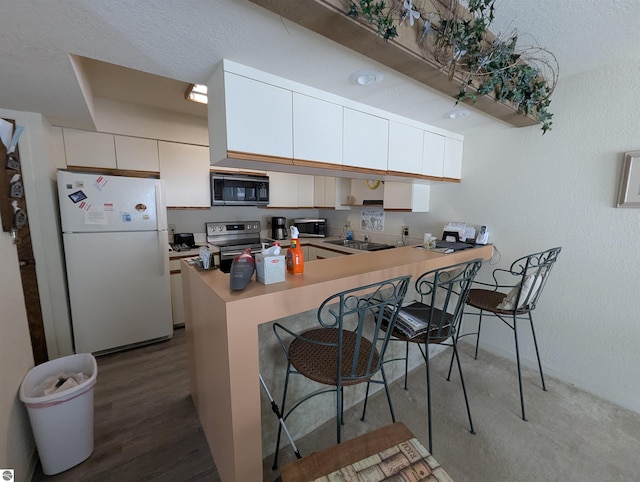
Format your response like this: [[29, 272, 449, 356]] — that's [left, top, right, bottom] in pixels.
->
[[181, 243, 493, 481]]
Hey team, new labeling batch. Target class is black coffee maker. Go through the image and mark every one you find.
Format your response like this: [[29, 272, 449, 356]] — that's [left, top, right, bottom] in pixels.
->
[[271, 217, 288, 240]]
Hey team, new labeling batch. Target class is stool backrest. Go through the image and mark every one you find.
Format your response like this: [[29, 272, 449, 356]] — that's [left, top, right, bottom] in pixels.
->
[[317, 275, 411, 384], [415, 259, 484, 341], [506, 247, 562, 311]]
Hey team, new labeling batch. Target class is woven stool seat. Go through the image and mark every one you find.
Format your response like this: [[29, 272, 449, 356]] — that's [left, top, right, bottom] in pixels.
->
[[290, 328, 378, 387], [467, 289, 529, 315]]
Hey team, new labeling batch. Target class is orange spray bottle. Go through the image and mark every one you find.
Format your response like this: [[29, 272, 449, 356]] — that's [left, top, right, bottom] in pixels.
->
[[286, 226, 304, 275]]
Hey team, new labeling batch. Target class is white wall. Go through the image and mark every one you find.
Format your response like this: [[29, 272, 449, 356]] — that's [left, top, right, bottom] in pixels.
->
[[0, 110, 38, 480], [0, 231, 35, 480], [427, 60, 640, 412]]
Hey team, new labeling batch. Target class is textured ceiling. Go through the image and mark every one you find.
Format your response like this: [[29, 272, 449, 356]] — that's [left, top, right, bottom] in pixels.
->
[[1, 0, 639, 137]]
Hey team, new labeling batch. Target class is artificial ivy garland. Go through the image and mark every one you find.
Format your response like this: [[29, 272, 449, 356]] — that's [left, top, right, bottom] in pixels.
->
[[347, 0, 557, 133]]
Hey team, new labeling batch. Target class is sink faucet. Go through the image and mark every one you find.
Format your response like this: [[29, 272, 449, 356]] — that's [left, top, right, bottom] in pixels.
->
[[363, 234, 369, 243]]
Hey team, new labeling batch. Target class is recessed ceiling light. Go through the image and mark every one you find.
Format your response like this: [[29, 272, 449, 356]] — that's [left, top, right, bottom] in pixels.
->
[[349, 70, 383, 86], [185, 83, 208, 104], [443, 109, 471, 119]]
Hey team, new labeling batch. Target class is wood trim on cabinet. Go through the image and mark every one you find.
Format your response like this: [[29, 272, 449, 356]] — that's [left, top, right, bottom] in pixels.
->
[[341, 165, 387, 176], [292, 158, 345, 170], [226, 150, 293, 165], [385, 169, 444, 182], [65, 165, 160, 179], [441, 177, 462, 183]]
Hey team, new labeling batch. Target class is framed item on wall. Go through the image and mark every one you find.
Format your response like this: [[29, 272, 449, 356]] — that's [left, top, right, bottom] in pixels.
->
[[617, 151, 640, 208]]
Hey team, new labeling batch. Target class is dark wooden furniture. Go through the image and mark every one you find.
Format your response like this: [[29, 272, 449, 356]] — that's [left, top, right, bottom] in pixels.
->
[[280, 422, 451, 481]]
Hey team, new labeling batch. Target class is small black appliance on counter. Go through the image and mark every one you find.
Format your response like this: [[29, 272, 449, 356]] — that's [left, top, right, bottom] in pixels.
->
[[171, 233, 198, 252], [271, 217, 288, 240]]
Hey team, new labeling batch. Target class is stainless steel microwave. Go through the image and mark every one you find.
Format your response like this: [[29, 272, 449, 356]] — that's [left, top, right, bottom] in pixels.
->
[[292, 218, 327, 238], [210, 173, 269, 206]]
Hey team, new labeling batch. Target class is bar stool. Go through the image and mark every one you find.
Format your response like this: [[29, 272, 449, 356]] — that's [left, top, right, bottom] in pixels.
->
[[462, 246, 562, 420], [364, 258, 483, 453], [271, 275, 411, 470]]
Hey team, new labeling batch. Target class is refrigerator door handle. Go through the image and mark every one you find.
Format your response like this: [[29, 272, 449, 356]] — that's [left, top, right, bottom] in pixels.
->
[[155, 182, 167, 230], [158, 230, 167, 276]]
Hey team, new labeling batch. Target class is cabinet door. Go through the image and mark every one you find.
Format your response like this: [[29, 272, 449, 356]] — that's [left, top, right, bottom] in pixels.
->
[[293, 93, 343, 165], [169, 260, 184, 327], [267, 171, 299, 207], [313, 176, 327, 207], [114, 136, 159, 172], [388, 122, 423, 174], [224, 72, 293, 158], [443, 137, 463, 180], [303, 245, 314, 261], [422, 131, 446, 178], [315, 248, 346, 259], [297, 174, 315, 208], [343, 108, 388, 170], [63, 128, 116, 169], [159, 142, 210, 208], [383, 182, 430, 212], [314, 176, 341, 209]]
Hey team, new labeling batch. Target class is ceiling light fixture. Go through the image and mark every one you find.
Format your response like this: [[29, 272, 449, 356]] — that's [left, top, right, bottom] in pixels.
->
[[349, 70, 383, 86], [443, 109, 471, 119], [185, 83, 208, 104]]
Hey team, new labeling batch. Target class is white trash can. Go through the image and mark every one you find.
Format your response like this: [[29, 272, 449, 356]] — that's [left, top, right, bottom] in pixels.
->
[[19, 353, 98, 475]]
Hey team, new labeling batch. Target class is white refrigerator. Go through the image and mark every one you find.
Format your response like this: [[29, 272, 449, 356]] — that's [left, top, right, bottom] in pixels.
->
[[57, 170, 173, 354]]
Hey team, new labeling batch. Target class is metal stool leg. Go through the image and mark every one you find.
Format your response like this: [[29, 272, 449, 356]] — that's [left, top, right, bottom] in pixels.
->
[[272, 366, 293, 470], [513, 316, 527, 421], [380, 365, 396, 423], [424, 342, 433, 454], [403, 341, 409, 389], [361, 381, 371, 421], [452, 340, 475, 435], [336, 386, 343, 443], [474, 310, 484, 359], [528, 312, 547, 391]]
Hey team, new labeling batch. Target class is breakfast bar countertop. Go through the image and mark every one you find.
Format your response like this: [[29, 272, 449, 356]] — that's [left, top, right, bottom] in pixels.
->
[[181, 243, 493, 482]]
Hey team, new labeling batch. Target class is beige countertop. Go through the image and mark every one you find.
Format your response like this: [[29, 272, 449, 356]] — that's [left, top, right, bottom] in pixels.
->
[[180, 243, 493, 481]]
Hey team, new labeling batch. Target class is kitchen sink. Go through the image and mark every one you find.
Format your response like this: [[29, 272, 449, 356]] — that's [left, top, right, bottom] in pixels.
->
[[325, 239, 395, 252]]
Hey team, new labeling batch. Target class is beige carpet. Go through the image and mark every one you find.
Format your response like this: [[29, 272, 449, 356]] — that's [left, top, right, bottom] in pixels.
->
[[264, 343, 640, 481]]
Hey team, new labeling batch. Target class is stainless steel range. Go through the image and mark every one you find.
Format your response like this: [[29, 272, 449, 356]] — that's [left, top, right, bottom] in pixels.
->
[[206, 220, 262, 273]]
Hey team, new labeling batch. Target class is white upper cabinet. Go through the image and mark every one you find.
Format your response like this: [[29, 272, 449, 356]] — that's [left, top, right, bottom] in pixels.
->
[[422, 131, 446, 178], [267, 171, 300, 207], [313, 175, 329, 207], [443, 137, 463, 180], [211, 60, 463, 181], [224, 72, 293, 158], [293, 93, 343, 165], [158, 142, 210, 208], [343, 108, 388, 171], [297, 174, 315, 208], [268, 173, 318, 208], [114, 136, 159, 172], [63, 128, 116, 169], [387, 121, 423, 174], [314, 176, 351, 210], [383, 182, 430, 212]]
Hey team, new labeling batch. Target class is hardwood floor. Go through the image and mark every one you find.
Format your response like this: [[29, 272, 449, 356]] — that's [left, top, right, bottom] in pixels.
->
[[32, 328, 220, 481]]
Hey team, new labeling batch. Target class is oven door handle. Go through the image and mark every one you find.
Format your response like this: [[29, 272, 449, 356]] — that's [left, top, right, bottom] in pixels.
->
[[221, 249, 261, 258]]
